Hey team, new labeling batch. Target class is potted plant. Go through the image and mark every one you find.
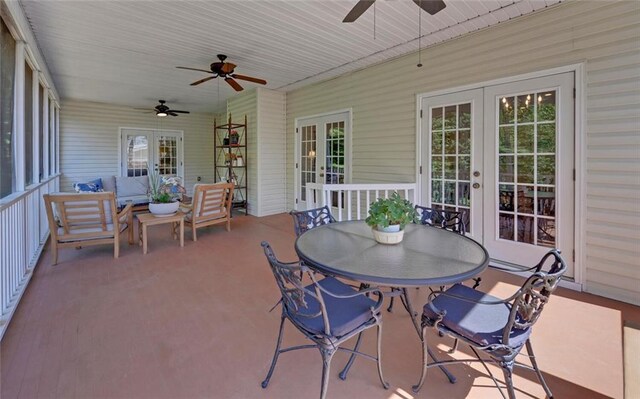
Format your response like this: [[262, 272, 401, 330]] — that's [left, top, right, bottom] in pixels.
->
[[147, 166, 186, 217], [365, 192, 418, 244]]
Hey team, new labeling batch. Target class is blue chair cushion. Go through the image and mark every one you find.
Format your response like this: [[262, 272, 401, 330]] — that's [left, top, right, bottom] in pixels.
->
[[423, 284, 531, 348], [290, 277, 378, 338]]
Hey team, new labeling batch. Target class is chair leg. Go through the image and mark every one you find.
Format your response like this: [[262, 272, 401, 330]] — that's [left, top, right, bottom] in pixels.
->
[[261, 316, 286, 389], [52, 243, 58, 265], [500, 361, 517, 399], [412, 323, 429, 393], [339, 331, 363, 380], [226, 218, 231, 232], [387, 296, 395, 312], [192, 225, 197, 242], [447, 338, 459, 354], [526, 339, 553, 398], [472, 277, 482, 289], [114, 240, 119, 258], [375, 323, 390, 389], [319, 347, 336, 399]]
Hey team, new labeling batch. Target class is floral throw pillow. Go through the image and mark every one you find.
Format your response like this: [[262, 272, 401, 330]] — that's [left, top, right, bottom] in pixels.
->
[[73, 178, 104, 193]]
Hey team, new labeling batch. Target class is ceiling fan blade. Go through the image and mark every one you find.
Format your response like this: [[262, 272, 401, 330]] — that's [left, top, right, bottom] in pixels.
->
[[170, 110, 190, 114], [225, 77, 244, 92], [190, 76, 216, 86], [168, 112, 178, 117], [133, 108, 154, 111], [413, 0, 446, 15], [176, 66, 213, 73], [343, 0, 375, 23], [221, 62, 236, 74], [231, 74, 267, 85]]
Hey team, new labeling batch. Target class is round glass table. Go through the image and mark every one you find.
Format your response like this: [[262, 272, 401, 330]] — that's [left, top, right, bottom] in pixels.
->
[[295, 220, 490, 384], [295, 220, 490, 288]]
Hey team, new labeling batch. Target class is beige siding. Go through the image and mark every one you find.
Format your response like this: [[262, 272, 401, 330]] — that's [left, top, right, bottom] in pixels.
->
[[227, 90, 257, 215], [256, 88, 287, 216], [60, 100, 214, 194], [286, 1, 640, 304]]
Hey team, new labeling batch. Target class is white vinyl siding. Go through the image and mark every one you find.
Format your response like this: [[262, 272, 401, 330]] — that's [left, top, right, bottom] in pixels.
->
[[59, 100, 215, 194], [285, 0, 640, 304], [227, 90, 257, 215], [256, 88, 287, 216]]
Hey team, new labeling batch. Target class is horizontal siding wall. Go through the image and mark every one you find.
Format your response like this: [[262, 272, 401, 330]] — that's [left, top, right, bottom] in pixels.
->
[[227, 90, 257, 215], [286, 1, 640, 304], [60, 100, 214, 194], [256, 88, 287, 216]]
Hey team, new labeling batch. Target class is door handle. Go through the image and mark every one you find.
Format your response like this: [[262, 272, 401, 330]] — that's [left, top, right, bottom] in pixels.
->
[[473, 171, 481, 177], [473, 183, 480, 189], [319, 173, 325, 177]]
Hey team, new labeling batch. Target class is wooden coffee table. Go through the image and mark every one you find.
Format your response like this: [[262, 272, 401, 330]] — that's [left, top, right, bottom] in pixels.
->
[[136, 213, 184, 254]]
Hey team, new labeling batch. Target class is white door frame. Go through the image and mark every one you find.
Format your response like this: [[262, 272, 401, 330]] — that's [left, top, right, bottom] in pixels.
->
[[118, 127, 184, 178], [294, 109, 353, 210], [416, 63, 585, 290]]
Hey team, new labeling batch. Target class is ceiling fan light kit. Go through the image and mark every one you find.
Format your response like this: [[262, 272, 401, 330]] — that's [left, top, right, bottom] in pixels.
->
[[176, 54, 267, 92], [134, 100, 190, 117]]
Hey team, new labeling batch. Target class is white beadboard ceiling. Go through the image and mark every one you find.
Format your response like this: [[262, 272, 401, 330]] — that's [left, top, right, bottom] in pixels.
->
[[20, 0, 561, 113]]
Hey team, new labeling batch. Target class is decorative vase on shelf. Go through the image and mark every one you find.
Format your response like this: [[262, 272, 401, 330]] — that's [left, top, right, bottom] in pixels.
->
[[149, 201, 179, 217]]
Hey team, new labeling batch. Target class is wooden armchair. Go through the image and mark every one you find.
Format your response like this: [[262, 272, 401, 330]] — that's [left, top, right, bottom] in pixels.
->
[[44, 192, 134, 265], [180, 183, 234, 241]]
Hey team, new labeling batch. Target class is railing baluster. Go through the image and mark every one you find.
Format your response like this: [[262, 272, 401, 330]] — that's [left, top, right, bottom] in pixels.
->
[[356, 191, 361, 220], [347, 190, 352, 221]]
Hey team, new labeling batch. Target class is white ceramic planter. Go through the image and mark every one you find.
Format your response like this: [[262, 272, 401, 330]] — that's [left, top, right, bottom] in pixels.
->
[[149, 201, 179, 217], [372, 227, 404, 245]]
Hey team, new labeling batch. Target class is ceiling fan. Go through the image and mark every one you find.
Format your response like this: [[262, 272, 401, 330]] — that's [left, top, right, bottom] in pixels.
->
[[343, 0, 446, 23], [176, 54, 267, 92], [134, 100, 190, 117]]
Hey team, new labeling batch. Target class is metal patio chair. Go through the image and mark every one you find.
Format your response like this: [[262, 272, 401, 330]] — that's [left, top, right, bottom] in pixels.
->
[[260, 242, 389, 399], [290, 205, 336, 237], [412, 249, 567, 399]]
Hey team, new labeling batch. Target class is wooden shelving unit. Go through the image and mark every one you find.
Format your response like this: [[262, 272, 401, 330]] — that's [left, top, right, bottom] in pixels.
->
[[214, 115, 247, 213]]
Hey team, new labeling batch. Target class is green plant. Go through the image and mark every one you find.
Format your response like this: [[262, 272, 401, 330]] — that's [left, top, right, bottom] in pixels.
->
[[147, 165, 186, 204], [365, 192, 418, 230]]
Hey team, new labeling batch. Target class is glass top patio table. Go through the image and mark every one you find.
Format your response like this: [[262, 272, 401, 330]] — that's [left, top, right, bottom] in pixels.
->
[[295, 220, 490, 288]]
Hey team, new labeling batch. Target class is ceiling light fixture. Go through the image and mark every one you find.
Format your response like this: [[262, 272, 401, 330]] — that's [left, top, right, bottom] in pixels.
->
[[157, 112, 168, 117]]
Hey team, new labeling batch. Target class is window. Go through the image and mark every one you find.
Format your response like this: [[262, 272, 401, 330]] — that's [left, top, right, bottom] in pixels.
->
[[38, 83, 44, 179], [24, 61, 33, 185], [49, 97, 54, 174], [0, 17, 16, 198]]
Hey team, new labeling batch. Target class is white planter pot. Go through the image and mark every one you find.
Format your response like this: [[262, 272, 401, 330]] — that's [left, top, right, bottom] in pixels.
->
[[372, 227, 404, 245], [379, 224, 401, 233], [149, 201, 179, 217]]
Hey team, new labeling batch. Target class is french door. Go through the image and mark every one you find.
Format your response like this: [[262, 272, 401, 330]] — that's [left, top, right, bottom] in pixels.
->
[[295, 111, 351, 209], [421, 73, 575, 277], [120, 129, 183, 178]]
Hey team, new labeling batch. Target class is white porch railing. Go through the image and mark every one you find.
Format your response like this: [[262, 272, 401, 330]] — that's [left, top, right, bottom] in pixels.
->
[[0, 174, 60, 340], [305, 182, 418, 221]]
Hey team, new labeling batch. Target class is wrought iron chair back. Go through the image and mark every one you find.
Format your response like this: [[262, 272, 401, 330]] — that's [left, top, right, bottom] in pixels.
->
[[290, 206, 336, 237], [502, 249, 566, 345], [415, 205, 467, 234], [262, 242, 331, 334]]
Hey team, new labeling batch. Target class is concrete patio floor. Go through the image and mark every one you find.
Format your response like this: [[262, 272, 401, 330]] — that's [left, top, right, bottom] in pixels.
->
[[1, 213, 636, 399]]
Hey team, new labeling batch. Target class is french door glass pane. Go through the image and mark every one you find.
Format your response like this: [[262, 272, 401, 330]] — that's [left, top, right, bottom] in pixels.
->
[[325, 121, 345, 184], [497, 90, 557, 247], [430, 102, 472, 232], [126, 135, 148, 177], [157, 136, 178, 176], [300, 125, 316, 201]]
